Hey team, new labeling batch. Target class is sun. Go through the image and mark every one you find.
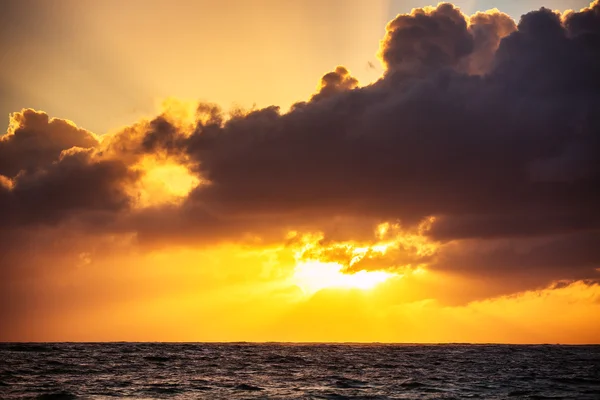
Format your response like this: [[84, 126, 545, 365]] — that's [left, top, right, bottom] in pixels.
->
[[293, 260, 394, 294]]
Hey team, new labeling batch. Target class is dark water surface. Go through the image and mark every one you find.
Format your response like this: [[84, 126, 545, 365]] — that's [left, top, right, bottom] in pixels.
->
[[1, 343, 599, 399]]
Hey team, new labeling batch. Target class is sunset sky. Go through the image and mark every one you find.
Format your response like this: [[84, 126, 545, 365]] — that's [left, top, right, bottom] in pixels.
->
[[1, 0, 599, 343]]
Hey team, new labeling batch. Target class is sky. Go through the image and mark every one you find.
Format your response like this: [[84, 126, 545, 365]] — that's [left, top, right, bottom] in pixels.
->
[[0, 0, 599, 343]]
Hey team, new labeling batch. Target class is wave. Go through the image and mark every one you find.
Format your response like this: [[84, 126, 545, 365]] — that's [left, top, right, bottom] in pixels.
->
[[35, 391, 78, 400], [235, 383, 264, 391], [142, 355, 173, 362]]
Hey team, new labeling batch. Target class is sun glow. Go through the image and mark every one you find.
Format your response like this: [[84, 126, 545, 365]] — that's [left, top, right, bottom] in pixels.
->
[[287, 221, 439, 294], [133, 157, 200, 207], [293, 260, 394, 294]]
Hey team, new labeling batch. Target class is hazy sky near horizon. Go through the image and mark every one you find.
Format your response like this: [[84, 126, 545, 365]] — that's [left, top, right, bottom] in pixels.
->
[[1, 0, 599, 342]]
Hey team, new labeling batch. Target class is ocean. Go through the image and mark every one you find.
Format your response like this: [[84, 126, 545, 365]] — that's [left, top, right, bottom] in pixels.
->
[[1, 343, 599, 399]]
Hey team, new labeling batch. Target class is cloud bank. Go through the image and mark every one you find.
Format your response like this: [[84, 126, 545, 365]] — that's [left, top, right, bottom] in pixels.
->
[[2, 1, 600, 338]]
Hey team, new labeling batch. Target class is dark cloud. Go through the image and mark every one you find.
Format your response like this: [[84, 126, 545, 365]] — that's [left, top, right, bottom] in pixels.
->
[[0, 148, 137, 228], [0, 109, 99, 177], [565, 0, 600, 36], [311, 66, 359, 102], [379, 3, 474, 75], [2, 2, 600, 297], [0, 110, 137, 230], [466, 10, 517, 74], [428, 213, 600, 241], [433, 231, 600, 293], [174, 2, 599, 286]]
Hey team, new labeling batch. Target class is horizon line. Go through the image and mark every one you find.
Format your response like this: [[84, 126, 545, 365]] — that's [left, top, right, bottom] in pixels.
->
[[2, 341, 599, 346]]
